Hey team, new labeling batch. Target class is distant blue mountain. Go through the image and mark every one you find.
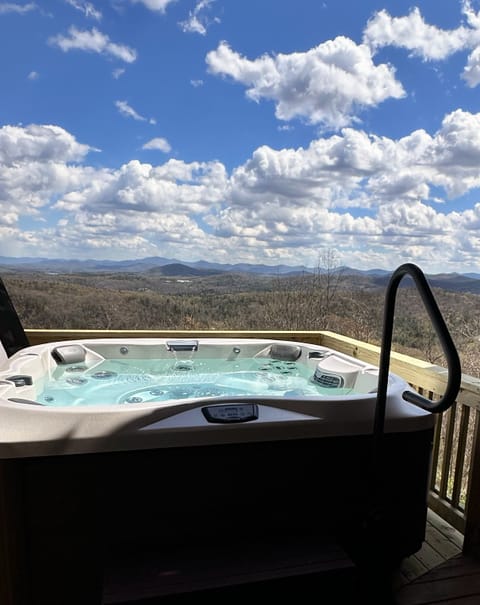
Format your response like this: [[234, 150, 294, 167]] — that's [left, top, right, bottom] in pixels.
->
[[0, 255, 312, 275], [188, 260, 311, 274], [338, 266, 390, 277], [0, 256, 479, 292]]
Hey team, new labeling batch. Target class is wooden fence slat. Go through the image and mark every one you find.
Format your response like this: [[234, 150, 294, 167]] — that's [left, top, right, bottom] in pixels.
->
[[430, 414, 443, 492], [452, 405, 470, 509], [463, 410, 480, 556], [439, 405, 457, 501]]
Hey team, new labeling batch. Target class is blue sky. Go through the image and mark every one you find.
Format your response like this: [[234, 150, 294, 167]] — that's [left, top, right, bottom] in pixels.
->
[[2, 0, 480, 272]]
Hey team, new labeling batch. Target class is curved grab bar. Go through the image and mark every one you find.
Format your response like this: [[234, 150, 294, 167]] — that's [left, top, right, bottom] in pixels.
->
[[374, 263, 461, 453], [364, 263, 461, 538]]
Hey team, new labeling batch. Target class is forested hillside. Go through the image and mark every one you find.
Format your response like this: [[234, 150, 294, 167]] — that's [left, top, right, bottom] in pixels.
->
[[3, 269, 480, 378]]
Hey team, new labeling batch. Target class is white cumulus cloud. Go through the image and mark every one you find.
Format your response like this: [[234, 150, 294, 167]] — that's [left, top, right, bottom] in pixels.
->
[[116, 100, 146, 121], [363, 2, 480, 89], [228, 109, 480, 214], [65, 0, 101, 20], [0, 124, 97, 233], [49, 27, 137, 63], [142, 137, 171, 153], [179, 0, 219, 36], [54, 158, 228, 215], [112, 68, 125, 79], [363, 7, 472, 60], [129, 0, 176, 12], [206, 37, 405, 129], [0, 124, 92, 164], [463, 46, 480, 86], [115, 100, 155, 124], [0, 2, 37, 14], [6, 113, 480, 270]]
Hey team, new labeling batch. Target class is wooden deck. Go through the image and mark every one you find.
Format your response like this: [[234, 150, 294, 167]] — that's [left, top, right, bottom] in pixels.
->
[[396, 554, 480, 605], [395, 509, 464, 589], [393, 509, 480, 605]]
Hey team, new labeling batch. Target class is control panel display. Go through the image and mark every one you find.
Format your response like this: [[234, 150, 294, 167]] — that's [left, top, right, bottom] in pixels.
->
[[202, 403, 259, 424]]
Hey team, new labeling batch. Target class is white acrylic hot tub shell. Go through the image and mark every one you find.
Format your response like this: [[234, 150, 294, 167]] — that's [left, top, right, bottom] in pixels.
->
[[0, 338, 435, 459]]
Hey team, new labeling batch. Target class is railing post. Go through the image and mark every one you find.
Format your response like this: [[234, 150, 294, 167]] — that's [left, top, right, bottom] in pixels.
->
[[463, 409, 480, 557]]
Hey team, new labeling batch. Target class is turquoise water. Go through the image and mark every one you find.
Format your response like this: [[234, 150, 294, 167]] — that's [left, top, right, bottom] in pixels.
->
[[39, 357, 355, 407]]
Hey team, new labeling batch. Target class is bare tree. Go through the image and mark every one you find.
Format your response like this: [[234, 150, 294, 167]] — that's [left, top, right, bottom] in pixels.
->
[[261, 248, 345, 330]]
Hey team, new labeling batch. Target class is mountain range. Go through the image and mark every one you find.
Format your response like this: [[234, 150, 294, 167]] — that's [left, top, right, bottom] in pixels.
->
[[0, 255, 312, 276], [1, 255, 480, 293]]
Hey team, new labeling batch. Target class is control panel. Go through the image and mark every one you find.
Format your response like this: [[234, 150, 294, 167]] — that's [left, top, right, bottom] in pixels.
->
[[201, 403, 259, 424]]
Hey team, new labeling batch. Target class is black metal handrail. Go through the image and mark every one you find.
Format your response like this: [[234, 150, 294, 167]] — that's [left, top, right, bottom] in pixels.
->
[[363, 263, 462, 556], [372, 263, 461, 474]]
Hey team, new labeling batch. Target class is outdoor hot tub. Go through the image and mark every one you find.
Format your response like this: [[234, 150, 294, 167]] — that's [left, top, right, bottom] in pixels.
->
[[0, 337, 433, 457], [0, 335, 458, 604]]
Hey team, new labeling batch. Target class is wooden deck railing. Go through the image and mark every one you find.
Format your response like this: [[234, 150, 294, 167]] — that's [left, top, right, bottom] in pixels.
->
[[24, 328, 480, 557]]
